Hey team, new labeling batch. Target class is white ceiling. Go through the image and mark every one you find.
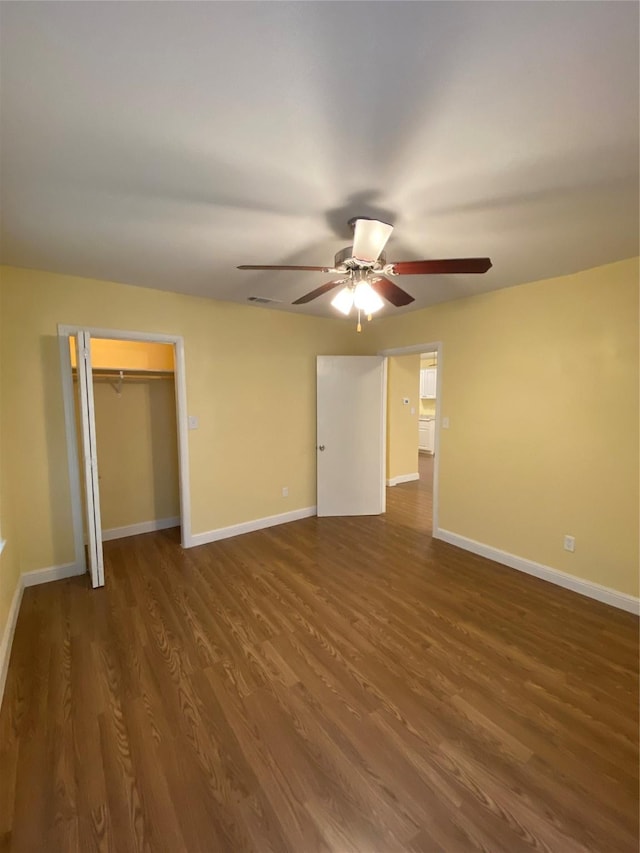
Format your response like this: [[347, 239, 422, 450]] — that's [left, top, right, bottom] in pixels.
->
[[1, 1, 638, 318]]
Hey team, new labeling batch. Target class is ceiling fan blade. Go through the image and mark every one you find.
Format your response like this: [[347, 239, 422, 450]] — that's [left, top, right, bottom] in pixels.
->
[[391, 258, 492, 275], [352, 218, 394, 263], [237, 264, 332, 272], [292, 279, 346, 305], [369, 276, 415, 307]]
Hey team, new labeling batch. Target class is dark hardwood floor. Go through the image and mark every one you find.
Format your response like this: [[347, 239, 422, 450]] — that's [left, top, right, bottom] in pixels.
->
[[1, 455, 638, 852]]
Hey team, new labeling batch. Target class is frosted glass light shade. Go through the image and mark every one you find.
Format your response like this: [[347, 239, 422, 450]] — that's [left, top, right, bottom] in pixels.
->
[[353, 281, 384, 314], [331, 286, 354, 315], [352, 219, 394, 263]]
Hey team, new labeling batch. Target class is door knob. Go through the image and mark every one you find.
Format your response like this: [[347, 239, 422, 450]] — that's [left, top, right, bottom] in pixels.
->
[[318, 445, 325, 451]]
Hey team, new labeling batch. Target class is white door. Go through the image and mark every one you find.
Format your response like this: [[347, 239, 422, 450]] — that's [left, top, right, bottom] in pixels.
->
[[316, 356, 386, 517], [75, 331, 105, 587]]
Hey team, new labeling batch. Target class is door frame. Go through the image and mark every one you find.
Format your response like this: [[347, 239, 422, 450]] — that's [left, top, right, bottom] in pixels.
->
[[58, 325, 193, 579], [378, 341, 442, 534]]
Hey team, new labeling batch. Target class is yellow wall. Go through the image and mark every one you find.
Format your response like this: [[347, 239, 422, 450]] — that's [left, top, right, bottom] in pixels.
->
[[386, 355, 420, 480], [0, 265, 365, 581], [369, 257, 640, 597], [0, 281, 20, 648], [70, 338, 175, 371]]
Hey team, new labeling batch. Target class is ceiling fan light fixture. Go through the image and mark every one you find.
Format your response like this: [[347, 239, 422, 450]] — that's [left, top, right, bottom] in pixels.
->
[[353, 281, 384, 314], [351, 218, 394, 264], [331, 286, 354, 315]]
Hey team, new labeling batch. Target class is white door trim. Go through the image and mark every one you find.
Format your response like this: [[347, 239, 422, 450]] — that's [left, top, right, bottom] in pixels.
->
[[75, 331, 105, 587], [378, 341, 442, 534], [381, 357, 388, 513], [58, 325, 193, 582], [58, 330, 87, 576]]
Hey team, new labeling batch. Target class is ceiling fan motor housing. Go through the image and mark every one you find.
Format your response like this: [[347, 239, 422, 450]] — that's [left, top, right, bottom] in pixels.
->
[[334, 246, 387, 271]]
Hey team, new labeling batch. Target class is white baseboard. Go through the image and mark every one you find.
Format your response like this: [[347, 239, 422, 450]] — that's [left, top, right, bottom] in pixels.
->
[[0, 576, 23, 710], [387, 473, 420, 487], [434, 528, 640, 615], [21, 562, 85, 588], [190, 506, 317, 548], [102, 516, 180, 542]]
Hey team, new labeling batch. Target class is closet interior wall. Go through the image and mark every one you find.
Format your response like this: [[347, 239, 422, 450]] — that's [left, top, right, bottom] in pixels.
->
[[71, 338, 180, 541]]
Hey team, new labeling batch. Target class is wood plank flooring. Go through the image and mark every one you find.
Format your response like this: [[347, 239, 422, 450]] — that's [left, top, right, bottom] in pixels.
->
[[1, 455, 638, 852]]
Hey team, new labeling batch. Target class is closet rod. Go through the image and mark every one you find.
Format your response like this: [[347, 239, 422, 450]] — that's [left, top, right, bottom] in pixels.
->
[[72, 367, 174, 377], [72, 367, 174, 395]]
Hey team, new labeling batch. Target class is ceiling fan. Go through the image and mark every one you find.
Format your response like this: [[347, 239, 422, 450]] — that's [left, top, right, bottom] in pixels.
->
[[238, 217, 492, 330]]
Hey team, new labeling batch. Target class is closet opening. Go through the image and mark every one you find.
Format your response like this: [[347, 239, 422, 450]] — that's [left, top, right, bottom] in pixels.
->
[[58, 327, 192, 587]]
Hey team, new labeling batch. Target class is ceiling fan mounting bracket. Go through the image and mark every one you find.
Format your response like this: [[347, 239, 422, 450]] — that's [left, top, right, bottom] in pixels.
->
[[334, 245, 386, 272]]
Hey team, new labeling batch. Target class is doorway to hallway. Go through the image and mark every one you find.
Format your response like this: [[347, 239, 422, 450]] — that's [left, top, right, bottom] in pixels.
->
[[385, 449, 434, 536], [380, 341, 442, 535]]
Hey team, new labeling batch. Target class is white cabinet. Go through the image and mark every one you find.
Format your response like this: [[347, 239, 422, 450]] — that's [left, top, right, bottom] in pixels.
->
[[420, 367, 437, 399], [419, 419, 435, 453], [426, 420, 435, 453]]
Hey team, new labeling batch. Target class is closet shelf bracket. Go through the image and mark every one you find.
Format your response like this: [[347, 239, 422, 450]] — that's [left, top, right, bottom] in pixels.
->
[[110, 370, 124, 396]]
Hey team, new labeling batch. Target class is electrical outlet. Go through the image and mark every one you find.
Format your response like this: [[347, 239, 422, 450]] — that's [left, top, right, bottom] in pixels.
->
[[188, 415, 199, 430], [282, 486, 289, 497], [442, 416, 450, 429], [563, 535, 575, 552]]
